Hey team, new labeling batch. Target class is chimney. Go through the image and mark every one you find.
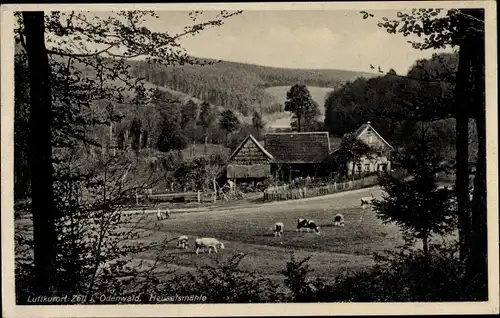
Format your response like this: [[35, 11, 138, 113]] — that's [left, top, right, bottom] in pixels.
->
[[367, 121, 371, 125]]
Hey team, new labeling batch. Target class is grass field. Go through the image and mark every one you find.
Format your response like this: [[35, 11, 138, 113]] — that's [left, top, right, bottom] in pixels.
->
[[126, 187, 405, 282], [15, 186, 458, 288]]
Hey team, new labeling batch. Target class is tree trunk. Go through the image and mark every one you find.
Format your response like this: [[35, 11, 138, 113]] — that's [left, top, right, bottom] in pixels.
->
[[467, 27, 487, 300], [110, 122, 115, 156], [23, 11, 57, 295], [422, 236, 429, 259], [213, 177, 217, 202], [204, 134, 208, 155], [467, 105, 487, 299], [351, 157, 356, 181], [454, 40, 472, 266], [138, 131, 142, 153], [297, 116, 301, 133]]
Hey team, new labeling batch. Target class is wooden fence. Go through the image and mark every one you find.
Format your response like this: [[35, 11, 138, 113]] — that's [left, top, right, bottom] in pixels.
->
[[132, 190, 215, 205], [263, 175, 379, 202]]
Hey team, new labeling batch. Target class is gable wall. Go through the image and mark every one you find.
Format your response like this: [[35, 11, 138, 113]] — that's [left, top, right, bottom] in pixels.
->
[[358, 127, 391, 150], [230, 139, 270, 165]]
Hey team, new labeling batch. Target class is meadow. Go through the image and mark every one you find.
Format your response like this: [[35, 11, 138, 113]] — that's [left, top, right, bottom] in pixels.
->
[[127, 187, 405, 283]]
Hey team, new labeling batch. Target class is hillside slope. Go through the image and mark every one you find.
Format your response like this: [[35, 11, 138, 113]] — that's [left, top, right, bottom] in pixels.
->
[[128, 58, 376, 117]]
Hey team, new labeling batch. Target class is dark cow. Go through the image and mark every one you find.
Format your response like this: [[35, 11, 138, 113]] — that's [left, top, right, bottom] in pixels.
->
[[296, 218, 320, 234], [333, 214, 345, 227]]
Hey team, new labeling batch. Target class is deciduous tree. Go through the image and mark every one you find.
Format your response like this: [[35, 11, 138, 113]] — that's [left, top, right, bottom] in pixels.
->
[[219, 109, 240, 143], [336, 133, 373, 181], [198, 101, 216, 154], [15, 9, 242, 297], [284, 84, 317, 132], [251, 110, 265, 139]]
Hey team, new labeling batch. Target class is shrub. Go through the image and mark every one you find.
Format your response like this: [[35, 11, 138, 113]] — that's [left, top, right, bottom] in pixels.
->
[[312, 242, 462, 302], [279, 251, 315, 302], [161, 253, 281, 303]]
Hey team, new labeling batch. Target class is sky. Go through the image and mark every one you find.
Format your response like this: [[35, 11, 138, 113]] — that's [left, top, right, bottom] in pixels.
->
[[137, 10, 454, 75]]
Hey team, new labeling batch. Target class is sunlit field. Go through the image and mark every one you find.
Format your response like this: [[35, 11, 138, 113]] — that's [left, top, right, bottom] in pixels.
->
[[127, 188, 405, 282]]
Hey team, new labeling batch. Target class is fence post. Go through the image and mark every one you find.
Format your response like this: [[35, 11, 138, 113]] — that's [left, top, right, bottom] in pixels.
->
[[135, 190, 139, 206], [197, 190, 201, 203], [334, 182, 337, 190]]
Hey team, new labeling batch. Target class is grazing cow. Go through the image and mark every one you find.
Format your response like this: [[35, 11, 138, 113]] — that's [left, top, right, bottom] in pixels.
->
[[333, 214, 345, 227], [360, 193, 375, 210], [195, 237, 225, 255], [296, 218, 320, 234], [156, 208, 171, 220], [273, 222, 284, 237], [177, 235, 189, 249]]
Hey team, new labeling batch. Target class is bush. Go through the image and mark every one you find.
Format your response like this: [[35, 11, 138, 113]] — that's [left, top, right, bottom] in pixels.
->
[[279, 251, 315, 302], [161, 254, 281, 303], [312, 243, 463, 302]]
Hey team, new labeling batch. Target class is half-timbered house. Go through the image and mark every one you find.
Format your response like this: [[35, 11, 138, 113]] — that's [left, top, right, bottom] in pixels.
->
[[331, 121, 393, 176], [227, 132, 333, 183]]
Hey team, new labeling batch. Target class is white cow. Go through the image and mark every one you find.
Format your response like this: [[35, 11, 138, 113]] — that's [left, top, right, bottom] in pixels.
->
[[195, 237, 225, 255], [156, 208, 171, 220], [333, 214, 345, 227], [273, 222, 284, 237], [360, 193, 375, 210], [177, 235, 189, 249]]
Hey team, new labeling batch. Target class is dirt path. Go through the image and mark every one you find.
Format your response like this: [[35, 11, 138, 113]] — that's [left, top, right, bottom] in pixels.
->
[[121, 186, 382, 216]]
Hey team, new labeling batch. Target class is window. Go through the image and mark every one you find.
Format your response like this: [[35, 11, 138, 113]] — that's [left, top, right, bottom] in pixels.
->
[[356, 164, 362, 172], [364, 164, 370, 171]]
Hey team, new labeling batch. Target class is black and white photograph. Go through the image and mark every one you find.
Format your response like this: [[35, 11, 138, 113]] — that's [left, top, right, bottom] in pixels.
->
[[1, 2, 498, 317]]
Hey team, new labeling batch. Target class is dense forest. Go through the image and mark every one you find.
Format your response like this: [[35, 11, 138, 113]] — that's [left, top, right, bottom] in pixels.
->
[[323, 53, 469, 152], [128, 58, 375, 116]]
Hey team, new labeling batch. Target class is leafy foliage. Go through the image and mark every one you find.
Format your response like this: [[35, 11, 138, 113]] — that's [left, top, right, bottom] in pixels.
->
[[279, 251, 314, 302], [251, 111, 265, 139], [284, 84, 320, 132], [324, 53, 457, 144], [314, 243, 463, 302], [163, 254, 281, 303], [219, 109, 241, 139], [335, 133, 373, 180]]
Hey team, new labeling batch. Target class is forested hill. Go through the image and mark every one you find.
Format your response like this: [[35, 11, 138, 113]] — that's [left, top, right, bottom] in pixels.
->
[[128, 58, 376, 116]]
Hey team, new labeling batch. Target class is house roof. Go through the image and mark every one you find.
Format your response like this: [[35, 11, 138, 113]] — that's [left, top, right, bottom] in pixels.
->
[[354, 121, 393, 149], [229, 134, 274, 161], [264, 132, 331, 164]]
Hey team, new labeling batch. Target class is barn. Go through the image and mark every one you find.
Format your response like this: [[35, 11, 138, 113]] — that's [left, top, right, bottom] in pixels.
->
[[265, 132, 332, 182], [226, 134, 274, 183], [331, 121, 393, 176], [227, 132, 333, 183]]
